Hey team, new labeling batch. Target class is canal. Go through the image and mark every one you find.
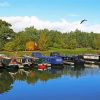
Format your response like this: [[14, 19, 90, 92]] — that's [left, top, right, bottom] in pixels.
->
[[0, 65, 100, 100]]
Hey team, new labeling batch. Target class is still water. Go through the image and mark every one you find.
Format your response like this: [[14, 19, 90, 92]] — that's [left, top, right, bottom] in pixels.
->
[[0, 65, 100, 100]]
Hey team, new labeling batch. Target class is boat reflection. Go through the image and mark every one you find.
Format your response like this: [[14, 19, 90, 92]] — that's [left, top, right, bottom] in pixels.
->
[[0, 64, 100, 94]]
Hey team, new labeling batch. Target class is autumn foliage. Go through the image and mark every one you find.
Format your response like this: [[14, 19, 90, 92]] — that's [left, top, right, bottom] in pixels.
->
[[26, 41, 37, 51]]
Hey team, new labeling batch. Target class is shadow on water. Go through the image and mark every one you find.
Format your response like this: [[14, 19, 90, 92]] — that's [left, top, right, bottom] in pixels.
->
[[0, 64, 100, 94]]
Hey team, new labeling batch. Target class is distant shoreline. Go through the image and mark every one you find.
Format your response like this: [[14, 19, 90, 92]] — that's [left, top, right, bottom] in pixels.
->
[[0, 48, 100, 57]]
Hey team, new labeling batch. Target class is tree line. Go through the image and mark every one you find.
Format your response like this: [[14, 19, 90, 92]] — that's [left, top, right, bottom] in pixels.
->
[[0, 19, 100, 51]]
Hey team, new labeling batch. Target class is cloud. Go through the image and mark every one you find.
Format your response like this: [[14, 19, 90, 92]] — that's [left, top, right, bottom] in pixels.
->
[[0, 2, 10, 7], [0, 16, 100, 33]]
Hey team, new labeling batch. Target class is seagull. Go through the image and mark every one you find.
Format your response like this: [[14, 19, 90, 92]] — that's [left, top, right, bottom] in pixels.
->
[[80, 19, 87, 24]]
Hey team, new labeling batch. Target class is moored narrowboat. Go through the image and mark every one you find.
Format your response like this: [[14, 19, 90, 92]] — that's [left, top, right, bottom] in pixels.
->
[[32, 52, 64, 68], [22, 56, 33, 68], [63, 55, 85, 66], [6, 58, 19, 69], [82, 54, 100, 64]]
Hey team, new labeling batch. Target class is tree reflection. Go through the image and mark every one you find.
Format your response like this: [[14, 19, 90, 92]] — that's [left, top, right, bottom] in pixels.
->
[[36, 70, 62, 82], [0, 70, 14, 94], [15, 69, 62, 84], [0, 65, 100, 94], [15, 69, 29, 81], [26, 71, 38, 84]]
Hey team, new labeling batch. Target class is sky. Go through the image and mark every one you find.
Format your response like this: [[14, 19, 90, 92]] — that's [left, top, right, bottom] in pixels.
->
[[0, 0, 100, 33]]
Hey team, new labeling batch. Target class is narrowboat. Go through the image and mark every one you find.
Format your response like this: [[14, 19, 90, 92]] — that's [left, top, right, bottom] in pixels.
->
[[6, 58, 19, 70], [50, 52, 85, 66], [0, 56, 11, 68], [22, 56, 33, 68], [63, 55, 85, 66], [32, 52, 63, 68], [82, 54, 100, 64]]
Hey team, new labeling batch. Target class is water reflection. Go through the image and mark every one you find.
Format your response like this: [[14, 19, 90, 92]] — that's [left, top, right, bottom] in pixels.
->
[[0, 69, 14, 94], [0, 64, 100, 94]]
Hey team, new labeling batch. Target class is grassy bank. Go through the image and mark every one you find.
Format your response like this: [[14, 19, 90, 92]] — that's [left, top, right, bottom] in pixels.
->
[[0, 48, 100, 57]]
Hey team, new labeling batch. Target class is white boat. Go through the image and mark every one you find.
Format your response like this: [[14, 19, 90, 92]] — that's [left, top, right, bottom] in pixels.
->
[[83, 54, 100, 63]]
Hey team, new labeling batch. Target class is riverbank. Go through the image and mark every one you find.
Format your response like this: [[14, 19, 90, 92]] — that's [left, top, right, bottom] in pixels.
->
[[0, 48, 100, 57]]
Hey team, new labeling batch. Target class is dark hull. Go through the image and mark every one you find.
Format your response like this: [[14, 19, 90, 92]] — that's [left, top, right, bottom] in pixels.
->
[[51, 64, 64, 69]]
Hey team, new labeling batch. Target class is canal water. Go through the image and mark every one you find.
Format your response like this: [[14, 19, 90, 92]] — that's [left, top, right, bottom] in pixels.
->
[[0, 65, 100, 100]]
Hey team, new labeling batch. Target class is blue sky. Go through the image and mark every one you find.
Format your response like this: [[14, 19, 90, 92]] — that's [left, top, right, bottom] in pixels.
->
[[0, 0, 100, 33], [0, 0, 100, 23]]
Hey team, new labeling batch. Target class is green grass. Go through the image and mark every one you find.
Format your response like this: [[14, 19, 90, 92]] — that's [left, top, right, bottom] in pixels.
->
[[0, 48, 100, 57]]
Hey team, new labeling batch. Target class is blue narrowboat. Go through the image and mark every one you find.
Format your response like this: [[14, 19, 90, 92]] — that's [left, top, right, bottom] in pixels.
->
[[50, 52, 85, 66], [32, 52, 63, 68]]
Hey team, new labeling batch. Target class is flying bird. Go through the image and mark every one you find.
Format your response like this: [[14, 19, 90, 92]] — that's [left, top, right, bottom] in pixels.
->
[[80, 19, 87, 24]]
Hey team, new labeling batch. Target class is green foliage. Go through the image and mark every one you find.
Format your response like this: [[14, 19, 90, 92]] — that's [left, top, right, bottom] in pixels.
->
[[3, 27, 39, 51], [95, 34, 100, 49], [0, 20, 100, 51], [38, 31, 48, 50], [0, 19, 15, 50]]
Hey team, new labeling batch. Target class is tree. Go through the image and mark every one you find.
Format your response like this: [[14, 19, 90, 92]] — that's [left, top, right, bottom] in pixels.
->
[[4, 41, 15, 51], [47, 30, 63, 48], [4, 27, 39, 51], [26, 41, 35, 51], [0, 20, 14, 50], [95, 34, 100, 49], [38, 31, 48, 50], [24, 27, 39, 41]]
